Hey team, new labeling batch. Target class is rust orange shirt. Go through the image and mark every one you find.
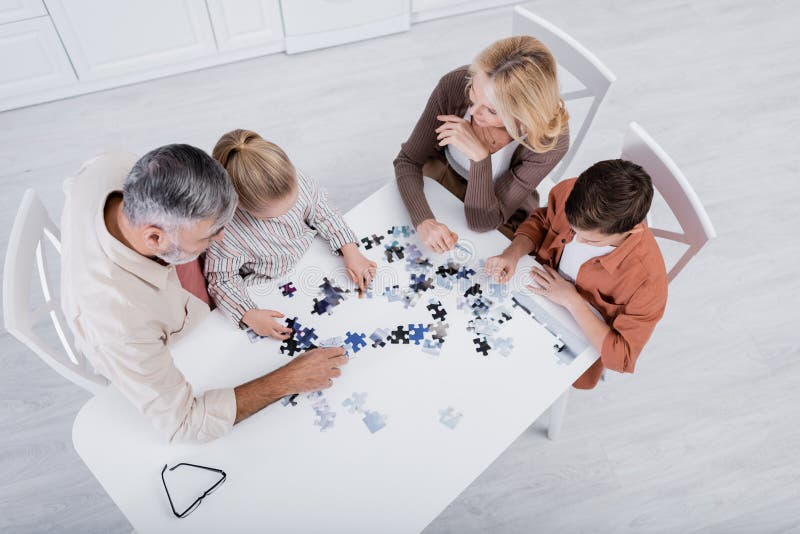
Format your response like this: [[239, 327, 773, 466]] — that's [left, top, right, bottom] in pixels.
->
[[515, 178, 668, 389]]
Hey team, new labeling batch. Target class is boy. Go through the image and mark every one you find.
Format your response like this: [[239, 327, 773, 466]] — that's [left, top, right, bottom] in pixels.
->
[[485, 159, 668, 389]]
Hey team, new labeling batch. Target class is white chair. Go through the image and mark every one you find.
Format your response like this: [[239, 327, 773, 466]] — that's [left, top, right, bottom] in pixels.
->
[[512, 5, 616, 197], [622, 122, 717, 282], [3, 189, 108, 394], [546, 121, 716, 440]]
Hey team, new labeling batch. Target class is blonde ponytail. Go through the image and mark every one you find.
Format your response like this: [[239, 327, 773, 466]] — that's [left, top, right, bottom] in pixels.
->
[[212, 129, 296, 213]]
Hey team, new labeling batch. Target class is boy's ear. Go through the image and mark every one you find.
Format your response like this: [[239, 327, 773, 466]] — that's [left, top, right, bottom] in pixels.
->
[[629, 223, 645, 234]]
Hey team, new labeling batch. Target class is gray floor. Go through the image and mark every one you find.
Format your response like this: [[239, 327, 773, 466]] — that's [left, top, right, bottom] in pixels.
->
[[1, 1, 799, 532]]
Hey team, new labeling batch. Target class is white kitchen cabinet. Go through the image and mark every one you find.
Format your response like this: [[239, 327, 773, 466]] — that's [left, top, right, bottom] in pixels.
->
[[412, 0, 516, 22], [280, 0, 410, 54], [0, 16, 76, 101], [0, 0, 45, 25], [43, 0, 218, 81], [205, 0, 284, 52]]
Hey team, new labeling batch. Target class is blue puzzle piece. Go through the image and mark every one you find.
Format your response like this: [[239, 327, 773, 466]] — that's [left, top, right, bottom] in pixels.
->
[[362, 410, 387, 433], [408, 323, 428, 345], [296, 326, 318, 349], [344, 331, 367, 353], [456, 267, 476, 279]]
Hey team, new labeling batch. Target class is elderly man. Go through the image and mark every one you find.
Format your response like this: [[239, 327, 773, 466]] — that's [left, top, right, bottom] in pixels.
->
[[61, 145, 347, 443]]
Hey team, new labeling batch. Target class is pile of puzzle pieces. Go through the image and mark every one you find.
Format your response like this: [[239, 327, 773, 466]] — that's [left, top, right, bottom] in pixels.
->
[[259, 222, 581, 435]]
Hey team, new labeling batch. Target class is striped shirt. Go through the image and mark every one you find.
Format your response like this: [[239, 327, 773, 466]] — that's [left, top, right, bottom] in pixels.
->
[[204, 170, 357, 326]]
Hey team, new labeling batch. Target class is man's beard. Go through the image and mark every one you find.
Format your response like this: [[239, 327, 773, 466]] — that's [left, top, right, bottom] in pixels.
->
[[156, 239, 200, 265]]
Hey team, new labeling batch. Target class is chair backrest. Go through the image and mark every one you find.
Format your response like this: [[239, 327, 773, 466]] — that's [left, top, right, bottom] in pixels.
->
[[3, 189, 108, 394], [621, 122, 717, 283], [512, 6, 616, 182]]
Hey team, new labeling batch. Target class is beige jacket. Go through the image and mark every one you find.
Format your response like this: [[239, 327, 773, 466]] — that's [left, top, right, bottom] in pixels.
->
[[60, 152, 236, 442]]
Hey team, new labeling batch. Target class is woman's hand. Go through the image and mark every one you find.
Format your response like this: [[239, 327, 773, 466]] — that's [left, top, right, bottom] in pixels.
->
[[341, 243, 377, 292], [436, 115, 490, 162], [526, 265, 582, 308], [242, 309, 293, 340], [417, 219, 458, 253]]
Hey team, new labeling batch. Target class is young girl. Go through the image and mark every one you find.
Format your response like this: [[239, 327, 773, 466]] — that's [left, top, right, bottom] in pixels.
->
[[205, 129, 376, 339]]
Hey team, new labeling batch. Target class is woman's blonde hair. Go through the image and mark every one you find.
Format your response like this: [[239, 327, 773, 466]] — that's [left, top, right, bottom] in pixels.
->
[[469, 36, 569, 153], [212, 129, 296, 213]]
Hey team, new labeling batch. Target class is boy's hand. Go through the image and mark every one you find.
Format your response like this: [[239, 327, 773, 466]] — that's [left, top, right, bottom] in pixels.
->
[[341, 244, 377, 292], [242, 309, 293, 340], [485, 235, 535, 283], [417, 218, 458, 254], [526, 265, 581, 308], [484, 252, 520, 283]]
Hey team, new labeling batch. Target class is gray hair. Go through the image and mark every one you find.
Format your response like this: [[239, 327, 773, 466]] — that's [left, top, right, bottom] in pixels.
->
[[123, 144, 237, 231]]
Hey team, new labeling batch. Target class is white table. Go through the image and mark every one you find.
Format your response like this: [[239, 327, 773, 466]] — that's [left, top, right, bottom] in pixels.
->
[[72, 179, 598, 533]]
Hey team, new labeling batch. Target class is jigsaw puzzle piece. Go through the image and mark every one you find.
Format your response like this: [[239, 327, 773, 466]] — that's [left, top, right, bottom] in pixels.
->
[[342, 392, 368, 414], [279, 281, 297, 298], [388, 325, 410, 344], [439, 407, 462, 429], [472, 336, 491, 356], [369, 328, 390, 348], [344, 331, 368, 353], [362, 410, 387, 433]]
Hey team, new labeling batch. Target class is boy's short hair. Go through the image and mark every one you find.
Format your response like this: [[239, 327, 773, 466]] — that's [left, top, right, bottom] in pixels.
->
[[565, 159, 653, 235], [212, 129, 296, 214]]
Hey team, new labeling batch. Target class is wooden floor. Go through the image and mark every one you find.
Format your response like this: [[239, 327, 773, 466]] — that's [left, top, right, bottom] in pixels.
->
[[1, 1, 798, 532]]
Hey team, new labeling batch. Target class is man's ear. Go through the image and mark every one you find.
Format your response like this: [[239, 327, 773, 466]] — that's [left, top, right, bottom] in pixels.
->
[[141, 225, 167, 254]]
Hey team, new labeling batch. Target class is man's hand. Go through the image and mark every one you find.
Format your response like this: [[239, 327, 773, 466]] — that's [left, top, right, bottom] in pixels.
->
[[234, 347, 348, 424], [276, 346, 348, 392], [435, 115, 490, 161], [242, 308, 292, 340], [526, 265, 581, 308], [341, 243, 377, 292], [417, 218, 458, 253]]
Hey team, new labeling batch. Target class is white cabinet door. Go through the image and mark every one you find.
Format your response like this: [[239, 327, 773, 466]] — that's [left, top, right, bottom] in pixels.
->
[[0, 0, 45, 24], [206, 0, 283, 52], [0, 16, 76, 100], [44, 0, 217, 81], [280, 0, 409, 53], [411, 0, 517, 22]]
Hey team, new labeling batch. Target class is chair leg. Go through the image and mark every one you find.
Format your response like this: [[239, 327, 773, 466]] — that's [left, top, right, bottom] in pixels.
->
[[547, 389, 570, 441]]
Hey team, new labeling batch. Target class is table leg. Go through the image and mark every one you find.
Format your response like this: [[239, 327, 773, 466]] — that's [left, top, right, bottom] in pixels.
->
[[547, 389, 570, 441]]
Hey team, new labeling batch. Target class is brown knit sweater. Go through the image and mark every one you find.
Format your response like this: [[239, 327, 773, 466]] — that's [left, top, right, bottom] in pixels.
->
[[394, 66, 570, 232]]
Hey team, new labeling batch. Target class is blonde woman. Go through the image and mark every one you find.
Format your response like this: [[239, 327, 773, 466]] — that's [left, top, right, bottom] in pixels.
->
[[395, 36, 570, 252]]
